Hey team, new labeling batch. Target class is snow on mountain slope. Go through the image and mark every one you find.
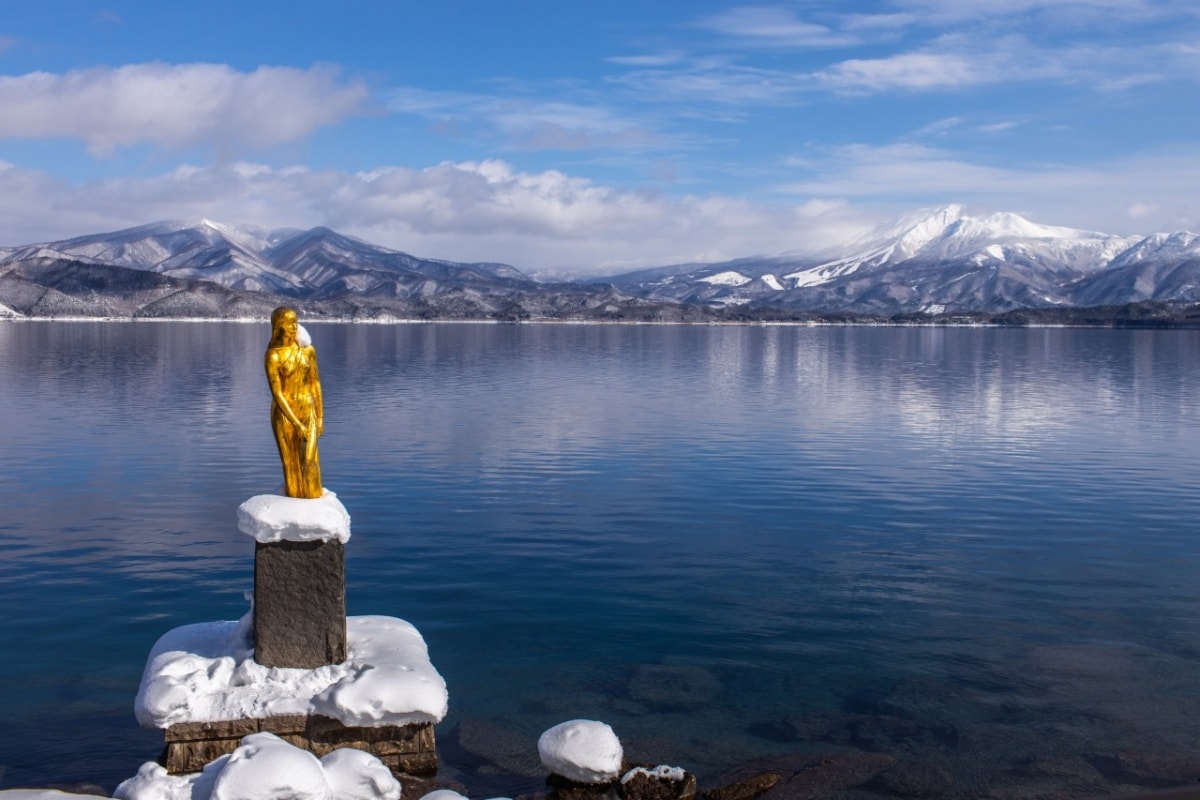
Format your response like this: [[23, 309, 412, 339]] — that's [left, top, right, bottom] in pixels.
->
[[700, 271, 752, 287], [783, 205, 1136, 289]]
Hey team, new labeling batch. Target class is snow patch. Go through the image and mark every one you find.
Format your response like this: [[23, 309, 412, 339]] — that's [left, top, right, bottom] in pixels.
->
[[622, 766, 687, 784], [699, 271, 751, 287], [538, 720, 623, 784], [760, 274, 783, 291], [237, 491, 350, 544], [135, 613, 447, 729]]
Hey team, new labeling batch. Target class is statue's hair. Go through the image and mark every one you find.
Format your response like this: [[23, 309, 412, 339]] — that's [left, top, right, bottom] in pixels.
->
[[269, 306, 299, 348]]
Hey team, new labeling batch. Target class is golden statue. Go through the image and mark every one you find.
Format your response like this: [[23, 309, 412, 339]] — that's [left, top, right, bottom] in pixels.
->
[[265, 307, 324, 498]]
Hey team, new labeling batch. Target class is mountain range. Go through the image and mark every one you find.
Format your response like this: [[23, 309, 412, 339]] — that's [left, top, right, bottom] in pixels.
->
[[2, 206, 1199, 321]]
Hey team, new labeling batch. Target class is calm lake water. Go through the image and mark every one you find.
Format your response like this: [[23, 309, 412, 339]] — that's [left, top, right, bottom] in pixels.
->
[[2, 321, 1200, 798]]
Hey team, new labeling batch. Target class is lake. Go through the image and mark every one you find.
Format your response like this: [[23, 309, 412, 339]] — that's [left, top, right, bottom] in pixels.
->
[[2, 321, 1200, 798]]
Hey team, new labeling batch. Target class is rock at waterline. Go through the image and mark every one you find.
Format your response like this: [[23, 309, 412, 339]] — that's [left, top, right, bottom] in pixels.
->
[[538, 720, 624, 784], [620, 765, 697, 800]]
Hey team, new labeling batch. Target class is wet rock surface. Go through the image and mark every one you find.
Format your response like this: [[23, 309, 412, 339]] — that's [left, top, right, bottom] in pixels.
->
[[545, 772, 619, 800], [699, 772, 781, 800]]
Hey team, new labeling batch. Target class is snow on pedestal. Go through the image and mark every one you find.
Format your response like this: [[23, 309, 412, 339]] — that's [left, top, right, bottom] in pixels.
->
[[137, 612, 447, 728], [237, 491, 351, 544], [136, 611, 447, 775], [537, 720, 624, 784], [112, 732, 401, 800]]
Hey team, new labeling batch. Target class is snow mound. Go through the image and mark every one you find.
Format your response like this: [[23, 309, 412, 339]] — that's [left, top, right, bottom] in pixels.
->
[[237, 491, 351, 544], [537, 720, 623, 784], [135, 613, 447, 729], [322, 749, 402, 800], [212, 733, 332, 800], [418, 792, 470, 800], [113, 734, 400, 800]]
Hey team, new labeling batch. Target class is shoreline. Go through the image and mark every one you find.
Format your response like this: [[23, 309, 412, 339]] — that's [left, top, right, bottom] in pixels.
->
[[0, 315, 1193, 330]]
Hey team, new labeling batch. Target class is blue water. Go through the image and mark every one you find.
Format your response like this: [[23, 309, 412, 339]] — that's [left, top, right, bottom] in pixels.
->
[[3, 321, 1200, 797]]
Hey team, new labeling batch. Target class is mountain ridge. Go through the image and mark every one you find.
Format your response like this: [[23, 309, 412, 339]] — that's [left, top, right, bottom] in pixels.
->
[[2, 207, 1199, 320]]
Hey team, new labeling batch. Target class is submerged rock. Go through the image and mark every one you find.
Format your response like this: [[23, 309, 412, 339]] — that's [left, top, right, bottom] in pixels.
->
[[1112, 750, 1200, 786], [457, 719, 545, 778], [628, 666, 720, 711], [865, 761, 953, 798], [700, 773, 781, 800], [711, 751, 895, 800]]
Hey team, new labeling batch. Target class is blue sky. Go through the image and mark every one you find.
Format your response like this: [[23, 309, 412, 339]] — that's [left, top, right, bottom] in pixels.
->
[[1, 0, 1197, 272]]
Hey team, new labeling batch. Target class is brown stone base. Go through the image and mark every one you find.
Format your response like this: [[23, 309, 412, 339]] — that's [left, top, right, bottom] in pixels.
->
[[161, 715, 436, 777], [254, 540, 347, 668]]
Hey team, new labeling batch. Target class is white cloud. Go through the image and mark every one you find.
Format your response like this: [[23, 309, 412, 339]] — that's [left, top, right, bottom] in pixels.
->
[[612, 59, 805, 107], [816, 51, 981, 91], [775, 142, 1200, 234], [387, 87, 664, 151], [691, 6, 858, 48], [889, 0, 1172, 25], [605, 51, 688, 67], [0, 63, 368, 154]]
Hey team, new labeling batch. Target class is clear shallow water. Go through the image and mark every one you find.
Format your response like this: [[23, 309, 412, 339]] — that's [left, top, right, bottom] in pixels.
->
[[2, 321, 1200, 797]]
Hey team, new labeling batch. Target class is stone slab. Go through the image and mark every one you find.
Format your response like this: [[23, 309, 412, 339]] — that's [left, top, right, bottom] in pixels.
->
[[254, 539, 347, 668], [162, 715, 436, 777]]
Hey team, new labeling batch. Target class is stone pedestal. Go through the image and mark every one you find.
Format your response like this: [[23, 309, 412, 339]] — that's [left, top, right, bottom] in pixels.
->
[[254, 539, 347, 668], [237, 491, 352, 668], [135, 491, 444, 778], [162, 715, 437, 777]]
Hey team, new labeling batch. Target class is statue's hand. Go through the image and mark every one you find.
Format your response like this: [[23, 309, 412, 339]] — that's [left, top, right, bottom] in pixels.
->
[[317, 419, 325, 437]]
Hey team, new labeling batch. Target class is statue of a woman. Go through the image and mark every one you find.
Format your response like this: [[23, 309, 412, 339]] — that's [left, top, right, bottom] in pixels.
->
[[265, 306, 324, 498]]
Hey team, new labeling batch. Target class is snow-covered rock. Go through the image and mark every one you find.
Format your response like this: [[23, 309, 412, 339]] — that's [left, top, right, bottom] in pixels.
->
[[537, 720, 623, 784], [321, 749, 402, 800], [112, 734, 399, 800], [211, 733, 332, 800], [237, 491, 351, 544], [135, 612, 447, 729]]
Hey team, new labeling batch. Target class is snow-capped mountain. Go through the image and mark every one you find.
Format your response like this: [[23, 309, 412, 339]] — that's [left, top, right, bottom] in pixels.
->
[[0, 220, 667, 321], [609, 205, 1200, 313], [3, 208, 1200, 320], [0, 219, 530, 299]]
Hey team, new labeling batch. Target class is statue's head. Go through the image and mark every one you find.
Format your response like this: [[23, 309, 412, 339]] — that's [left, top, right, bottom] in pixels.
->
[[269, 306, 300, 347]]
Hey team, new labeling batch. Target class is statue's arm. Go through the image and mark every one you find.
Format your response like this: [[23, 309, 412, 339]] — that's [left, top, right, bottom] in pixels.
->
[[266, 351, 306, 433], [310, 348, 325, 437]]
